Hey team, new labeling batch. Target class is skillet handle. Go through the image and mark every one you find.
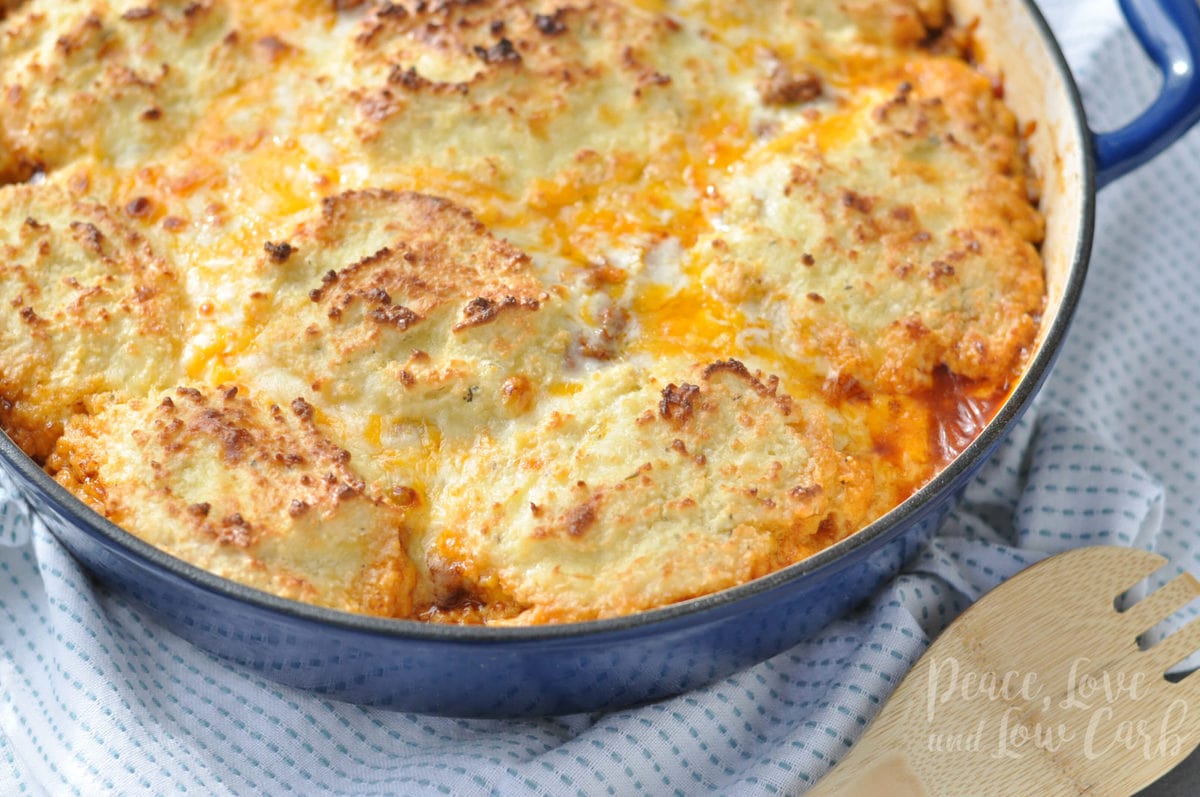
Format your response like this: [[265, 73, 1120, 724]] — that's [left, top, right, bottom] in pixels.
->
[[1094, 0, 1200, 187]]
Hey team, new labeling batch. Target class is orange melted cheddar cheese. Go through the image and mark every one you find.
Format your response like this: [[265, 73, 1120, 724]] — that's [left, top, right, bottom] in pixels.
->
[[0, 0, 1044, 623]]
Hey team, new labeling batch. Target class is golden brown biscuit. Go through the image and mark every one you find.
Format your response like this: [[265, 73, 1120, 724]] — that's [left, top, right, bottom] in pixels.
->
[[0, 1, 253, 180], [0, 183, 185, 459], [51, 384, 418, 617], [236, 190, 569, 491], [696, 58, 1044, 394], [427, 359, 871, 624]]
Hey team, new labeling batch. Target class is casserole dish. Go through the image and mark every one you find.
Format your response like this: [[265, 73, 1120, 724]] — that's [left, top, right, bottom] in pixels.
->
[[0, 0, 1198, 717]]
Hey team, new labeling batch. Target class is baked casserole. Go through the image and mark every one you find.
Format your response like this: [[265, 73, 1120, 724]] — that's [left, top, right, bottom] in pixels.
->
[[0, 0, 1044, 624]]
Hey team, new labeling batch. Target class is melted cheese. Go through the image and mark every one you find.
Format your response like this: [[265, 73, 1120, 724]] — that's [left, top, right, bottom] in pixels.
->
[[0, 0, 1043, 624]]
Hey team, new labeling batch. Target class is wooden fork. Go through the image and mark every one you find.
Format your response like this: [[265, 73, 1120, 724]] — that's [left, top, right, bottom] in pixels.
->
[[808, 547, 1200, 796]]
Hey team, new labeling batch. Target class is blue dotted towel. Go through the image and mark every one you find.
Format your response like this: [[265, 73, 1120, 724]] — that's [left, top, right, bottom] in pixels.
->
[[0, 1, 1195, 793]]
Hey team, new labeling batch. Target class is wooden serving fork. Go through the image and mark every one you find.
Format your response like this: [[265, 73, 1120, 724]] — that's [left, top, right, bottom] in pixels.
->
[[808, 547, 1200, 796]]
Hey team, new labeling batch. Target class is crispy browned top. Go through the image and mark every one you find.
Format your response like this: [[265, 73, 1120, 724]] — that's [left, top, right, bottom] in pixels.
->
[[0, 183, 185, 459], [52, 384, 417, 616], [0, 0, 1044, 624]]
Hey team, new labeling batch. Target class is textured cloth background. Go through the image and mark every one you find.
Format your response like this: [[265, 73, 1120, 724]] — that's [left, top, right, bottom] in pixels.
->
[[0, 0, 1196, 793]]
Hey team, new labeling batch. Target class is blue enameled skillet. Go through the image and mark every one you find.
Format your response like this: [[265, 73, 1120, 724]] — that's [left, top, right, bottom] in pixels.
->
[[2, 0, 1199, 717]]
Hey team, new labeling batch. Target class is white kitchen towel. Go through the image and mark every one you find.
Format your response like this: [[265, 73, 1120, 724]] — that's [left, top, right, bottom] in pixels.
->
[[0, 0, 1195, 794]]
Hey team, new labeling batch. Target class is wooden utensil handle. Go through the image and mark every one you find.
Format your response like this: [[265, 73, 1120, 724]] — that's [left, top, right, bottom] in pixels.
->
[[807, 746, 931, 796]]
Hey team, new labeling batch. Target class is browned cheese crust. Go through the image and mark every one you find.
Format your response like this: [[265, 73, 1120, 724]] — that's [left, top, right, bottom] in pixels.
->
[[0, 0, 1045, 624]]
